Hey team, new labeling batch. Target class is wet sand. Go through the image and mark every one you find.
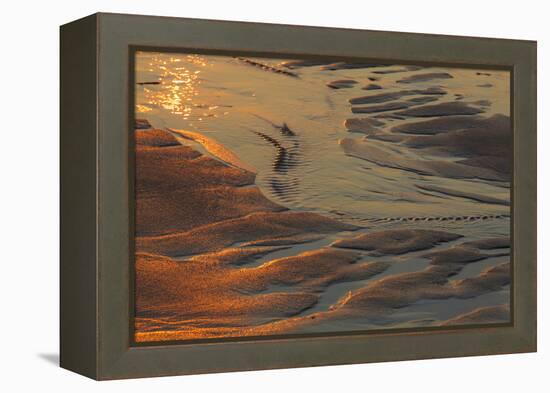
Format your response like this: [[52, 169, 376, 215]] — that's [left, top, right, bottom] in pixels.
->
[[134, 55, 511, 342], [134, 125, 510, 343], [135, 53, 510, 224]]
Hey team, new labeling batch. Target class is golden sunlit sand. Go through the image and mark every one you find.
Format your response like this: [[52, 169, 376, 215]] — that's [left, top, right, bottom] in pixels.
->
[[133, 54, 512, 342], [133, 127, 510, 342], [169, 128, 257, 173]]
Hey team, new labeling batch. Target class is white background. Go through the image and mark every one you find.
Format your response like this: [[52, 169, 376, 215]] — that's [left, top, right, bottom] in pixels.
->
[[0, 0, 546, 391]]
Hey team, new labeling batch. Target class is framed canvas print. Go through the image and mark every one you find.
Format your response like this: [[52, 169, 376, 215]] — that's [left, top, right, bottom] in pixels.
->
[[60, 13, 537, 380]]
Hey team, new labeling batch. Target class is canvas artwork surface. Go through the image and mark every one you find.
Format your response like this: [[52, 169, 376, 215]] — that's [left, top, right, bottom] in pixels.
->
[[133, 52, 512, 344]]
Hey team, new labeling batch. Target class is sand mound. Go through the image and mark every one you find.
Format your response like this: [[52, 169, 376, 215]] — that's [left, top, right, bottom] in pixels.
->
[[391, 115, 486, 135], [340, 114, 511, 181], [332, 229, 461, 255], [136, 128, 179, 147], [397, 72, 453, 84], [462, 237, 510, 249], [327, 79, 358, 89], [340, 137, 505, 181], [363, 83, 382, 90], [135, 129, 283, 236], [138, 211, 357, 257], [440, 304, 510, 326], [415, 184, 510, 206], [349, 88, 446, 105], [344, 117, 385, 134], [395, 102, 484, 117]]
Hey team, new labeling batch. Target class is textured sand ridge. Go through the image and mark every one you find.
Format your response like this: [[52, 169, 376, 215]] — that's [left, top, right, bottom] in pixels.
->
[[134, 127, 510, 342], [134, 56, 511, 342]]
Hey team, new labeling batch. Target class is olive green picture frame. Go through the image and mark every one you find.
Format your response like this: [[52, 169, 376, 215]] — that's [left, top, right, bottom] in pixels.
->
[[60, 12, 537, 380]]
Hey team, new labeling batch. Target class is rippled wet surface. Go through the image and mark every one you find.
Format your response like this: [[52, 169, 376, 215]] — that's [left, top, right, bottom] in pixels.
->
[[135, 52, 510, 237], [133, 52, 511, 342]]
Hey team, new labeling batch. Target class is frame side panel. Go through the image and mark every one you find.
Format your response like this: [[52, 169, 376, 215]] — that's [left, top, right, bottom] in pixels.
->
[[60, 14, 99, 379], [512, 42, 537, 350], [95, 13, 537, 379]]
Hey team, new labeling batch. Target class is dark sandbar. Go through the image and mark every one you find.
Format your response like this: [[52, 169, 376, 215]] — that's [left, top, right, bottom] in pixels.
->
[[440, 304, 510, 326], [390, 115, 486, 135], [349, 88, 446, 105], [363, 83, 382, 90], [327, 79, 358, 89], [351, 102, 412, 114], [415, 184, 510, 206], [332, 229, 462, 255], [344, 117, 385, 134], [320, 62, 392, 71], [395, 101, 484, 117], [397, 72, 453, 84]]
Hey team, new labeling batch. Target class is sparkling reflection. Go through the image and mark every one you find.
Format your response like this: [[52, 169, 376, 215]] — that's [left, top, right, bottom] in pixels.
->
[[137, 53, 212, 122]]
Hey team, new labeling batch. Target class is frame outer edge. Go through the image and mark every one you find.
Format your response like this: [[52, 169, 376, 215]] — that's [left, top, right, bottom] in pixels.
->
[[515, 41, 537, 351], [93, 13, 537, 379], [60, 13, 100, 379]]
